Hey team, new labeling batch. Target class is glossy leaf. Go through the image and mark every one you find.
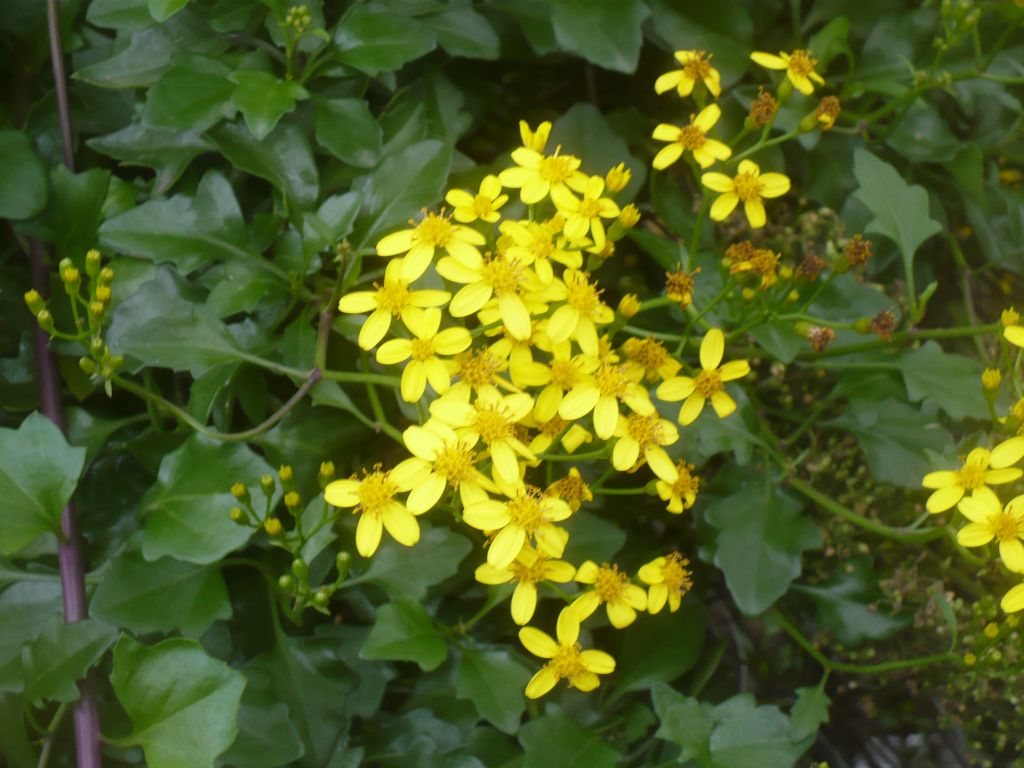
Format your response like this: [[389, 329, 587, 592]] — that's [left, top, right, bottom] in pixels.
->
[[551, 0, 649, 74], [361, 600, 447, 671], [356, 525, 472, 601], [334, 4, 437, 75], [315, 97, 383, 168], [519, 714, 622, 768], [230, 71, 309, 141], [142, 52, 236, 132], [21, 618, 117, 703], [456, 647, 532, 734], [0, 130, 47, 220], [897, 341, 989, 421]]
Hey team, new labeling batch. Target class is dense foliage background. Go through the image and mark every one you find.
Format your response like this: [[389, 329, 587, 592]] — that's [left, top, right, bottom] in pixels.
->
[[2, 0, 1024, 766]]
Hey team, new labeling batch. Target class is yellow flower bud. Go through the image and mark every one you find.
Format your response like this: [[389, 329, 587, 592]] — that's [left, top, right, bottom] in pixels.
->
[[1002, 307, 1020, 327], [963, 652, 976, 666], [604, 163, 631, 193], [23, 289, 45, 316], [982, 368, 1002, 392], [617, 293, 641, 318], [284, 491, 301, 509], [35, 308, 54, 332], [229, 507, 245, 522], [85, 249, 102, 277], [98, 267, 115, 285], [617, 203, 640, 229], [231, 482, 249, 500], [278, 464, 294, 482], [95, 285, 112, 303], [260, 475, 275, 496], [264, 517, 283, 536], [984, 622, 999, 639]]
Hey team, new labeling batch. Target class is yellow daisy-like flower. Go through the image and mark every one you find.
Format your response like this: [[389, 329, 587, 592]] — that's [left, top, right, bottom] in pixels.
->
[[437, 252, 538, 341], [957, 488, 1024, 572], [375, 308, 471, 402], [449, 348, 514, 400], [518, 120, 552, 153], [444, 175, 508, 224], [1003, 582, 1024, 613], [395, 421, 494, 513], [551, 176, 621, 250], [545, 467, 594, 512], [655, 50, 722, 99], [544, 270, 615, 357], [499, 146, 588, 205], [519, 608, 615, 698], [486, 322, 552, 389], [701, 159, 791, 229], [559, 361, 655, 440], [324, 466, 422, 557], [533, 345, 599, 422], [376, 210, 486, 281], [500, 218, 582, 285], [526, 416, 593, 456], [652, 104, 732, 170], [620, 337, 681, 383], [463, 485, 573, 568], [638, 553, 693, 614], [474, 545, 576, 625], [337, 259, 451, 350], [429, 388, 536, 485], [570, 561, 648, 629], [750, 49, 825, 95], [610, 412, 679, 479], [655, 460, 700, 514], [656, 328, 750, 425], [921, 438, 1024, 513]]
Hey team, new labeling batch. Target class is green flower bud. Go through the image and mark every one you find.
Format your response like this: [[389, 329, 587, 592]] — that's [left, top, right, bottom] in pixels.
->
[[23, 289, 45, 316], [278, 574, 296, 592], [291, 559, 308, 579], [85, 249, 102, 277]]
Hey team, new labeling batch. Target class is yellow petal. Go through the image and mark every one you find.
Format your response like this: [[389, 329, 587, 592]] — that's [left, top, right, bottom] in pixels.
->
[[519, 627, 558, 659], [376, 338, 413, 365], [654, 70, 684, 94], [921, 470, 957, 489], [693, 103, 720, 132], [719, 359, 750, 381], [750, 51, 787, 69], [758, 173, 791, 198], [612, 436, 640, 471], [475, 563, 513, 585], [709, 191, 739, 221], [400, 361, 427, 402], [376, 229, 414, 256], [338, 291, 378, 314], [652, 143, 684, 171], [956, 522, 993, 547], [579, 649, 615, 674], [406, 473, 447, 514], [358, 309, 392, 350], [926, 484, 964, 513], [569, 671, 600, 691], [355, 514, 383, 557], [657, 376, 695, 401], [607, 600, 637, 628], [678, 394, 706, 425], [323, 479, 359, 507], [574, 560, 599, 583], [525, 667, 559, 698], [701, 172, 734, 193], [556, 606, 581, 645], [511, 582, 538, 625], [1001, 583, 1024, 613], [463, 500, 512, 530], [710, 390, 737, 418], [593, 395, 620, 440], [991, 436, 1024, 468], [1005, 325, 1024, 348], [1001, 539, 1024, 572], [488, 525, 526, 568], [700, 328, 725, 370], [744, 198, 767, 229]]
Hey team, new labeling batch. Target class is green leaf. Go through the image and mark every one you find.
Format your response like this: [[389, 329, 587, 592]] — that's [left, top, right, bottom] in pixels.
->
[[74, 26, 179, 88], [141, 434, 275, 564], [90, 551, 231, 637], [652, 683, 715, 765], [552, 103, 646, 200], [0, 693, 36, 768], [645, 0, 753, 88], [230, 71, 309, 141], [99, 170, 256, 272], [611, 601, 705, 697], [426, 3, 500, 60], [40, 167, 111, 262], [143, 52, 236, 132], [110, 636, 245, 768], [334, 4, 437, 76], [852, 149, 941, 292], [709, 695, 808, 768], [211, 121, 320, 210], [886, 101, 961, 163], [106, 268, 247, 376], [315, 98, 383, 168], [896, 341, 989, 421], [0, 582, 63, 693], [456, 647, 532, 734], [561, 508, 626, 563], [88, 122, 215, 195], [0, 413, 86, 555], [85, 0, 154, 29], [357, 525, 472, 601], [360, 600, 447, 671], [519, 714, 622, 768], [21, 618, 117, 704], [789, 685, 830, 742], [0, 130, 47, 220], [704, 478, 820, 615], [551, 0, 648, 73], [219, 674, 305, 768], [148, 0, 188, 22]]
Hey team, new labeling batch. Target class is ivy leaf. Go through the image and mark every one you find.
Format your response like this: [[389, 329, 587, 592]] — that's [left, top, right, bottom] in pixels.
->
[[704, 477, 820, 615], [148, 0, 188, 22], [425, 3, 501, 60], [652, 683, 715, 765], [552, 103, 646, 200], [0, 582, 63, 693], [143, 52, 236, 132], [90, 551, 231, 637], [74, 26, 179, 88], [88, 122, 214, 195], [360, 600, 447, 671], [551, 0, 649, 74], [141, 434, 275, 564], [0, 413, 86, 556], [219, 674, 305, 768], [0, 130, 47, 220], [21, 618, 117, 704], [519, 714, 622, 767], [356, 525, 472, 601], [852, 149, 941, 292], [110, 636, 245, 768], [789, 685, 830, 742], [17, 166, 110, 263], [315, 98, 383, 168], [456, 647, 532, 734], [709, 695, 809, 767], [610, 601, 705, 697], [897, 341, 989, 421], [334, 4, 437, 76], [230, 71, 309, 141]]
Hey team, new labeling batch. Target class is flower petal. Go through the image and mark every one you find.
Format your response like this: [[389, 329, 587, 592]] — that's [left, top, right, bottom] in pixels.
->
[[519, 627, 558, 659], [700, 328, 725, 370]]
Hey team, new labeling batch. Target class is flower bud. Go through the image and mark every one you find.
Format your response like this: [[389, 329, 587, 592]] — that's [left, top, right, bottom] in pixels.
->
[[85, 249, 102, 277], [617, 294, 641, 318], [98, 267, 115, 285], [292, 559, 309, 579], [853, 318, 873, 334], [231, 482, 250, 502], [35, 308, 54, 332], [284, 491, 301, 509], [90, 337, 106, 358], [264, 517, 283, 536], [260, 474, 276, 497], [278, 464, 294, 482], [319, 461, 335, 487], [278, 574, 296, 592], [94, 285, 112, 303], [604, 163, 631, 193], [107, 355, 124, 371], [229, 506, 245, 523], [312, 586, 332, 608], [23, 289, 45, 316], [79, 357, 96, 375], [1002, 308, 1020, 327], [982, 368, 1002, 392], [617, 204, 640, 229], [336, 551, 351, 579]]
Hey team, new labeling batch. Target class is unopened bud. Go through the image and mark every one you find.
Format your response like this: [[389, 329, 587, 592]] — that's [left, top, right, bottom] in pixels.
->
[[88, 301, 106, 323], [617, 204, 640, 229], [982, 368, 1002, 392], [107, 355, 124, 371], [284, 491, 301, 509], [264, 517, 283, 536], [260, 474, 275, 496], [85, 249, 102, 277], [1001, 308, 1020, 327], [231, 482, 249, 502], [79, 357, 96, 375], [278, 464, 294, 482], [278, 574, 296, 592], [98, 267, 115, 285], [291, 559, 308, 578], [35, 309, 54, 332], [312, 586, 332, 608], [229, 506, 245, 522], [617, 294, 641, 318], [90, 337, 106, 357], [23, 289, 45, 316], [336, 551, 351, 578], [604, 163, 631, 193], [319, 461, 335, 487], [94, 285, 112, 303], [853, 318, 873, 334]]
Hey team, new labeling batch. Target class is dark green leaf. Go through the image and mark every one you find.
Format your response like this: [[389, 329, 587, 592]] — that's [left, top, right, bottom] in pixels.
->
[[88, 122, 215, 195], [143, 53, 235, 132], [110, 636, 245, 768], [519, 714, 622, 768], [361, 600, 447, 671], [22, 618, 117, 703], [897, 341, 988, 421], [357, 525, 472, 601], [426, 4, 500, 60], [220, 673, 305, 768], [0, 582, 63, 693], [0, 130, 47, 220], [141, 434, 275, 563], [0, 693, 36, 768], [552, 103, 646, 200], [794, 558, 907, 643], [551, 0, 648, 74], [90, 551, 231, 637], [86, 0, 154, 30], [612, 601, 705, 696], [709, 695, 807, 768], [789, 685, 830, 742], [704, 479, 820, 615], [334, 4, 437, 75], [0, 412, 86, 555], [149, 0, 188, 22], [315, 97, 383, 168], [230, 71, 309, 141], [561, 508, 626, 563], [75, 26, 179, 88], [652, 683, 715, 765], [456, 647, 532, 734], [887, 101, 961, 163]]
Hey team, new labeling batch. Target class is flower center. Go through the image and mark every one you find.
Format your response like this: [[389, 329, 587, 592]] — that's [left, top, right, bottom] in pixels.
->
[[733, 172, 763, 202], [539, 415, 568, 437], [409, 338, 435, 361], [956, 462, 987, 490], [678, 124, 707, 151], [683, 51, 712, 80], [693, 369, 723, 398], [578, 197, 603, 219], [433, 442, 477, 487], [539, 151, 576, 184], [510, 557, 549, 585], [472, 194, 495, 217], [564, 272, 602, 314], [550, 359, 581, 389], [665, 269, 696, 305], [457, 350, 505, 390], [415, 212, 454, 246], [623, 338, 670, 376], [594, 364, 629, 398], [548, 643, 584, 679], [507, 489, 546, 532], [473, 404, 513, 444], [625, 413, 666, 450], [671, 463, 700, 498], [787, 49, 816, 77], [546, 471, 592, 511], [481, 255, 524, 296], [662, 553, 693, 593], [375, 278, 411, 315], [593, 563, 628, 602], [357, 470, 398, 517], [991, 511, 1022, 542]]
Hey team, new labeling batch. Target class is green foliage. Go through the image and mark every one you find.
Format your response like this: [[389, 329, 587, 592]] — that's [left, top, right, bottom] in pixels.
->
[[22, 618, 117, 703], [360, 600, 448, 671]]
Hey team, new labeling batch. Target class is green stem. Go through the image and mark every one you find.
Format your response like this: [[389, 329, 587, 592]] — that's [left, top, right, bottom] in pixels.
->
[[730, 127, 800, 164], [807, 322, 1000, 359], [35, 702, 69, 768]]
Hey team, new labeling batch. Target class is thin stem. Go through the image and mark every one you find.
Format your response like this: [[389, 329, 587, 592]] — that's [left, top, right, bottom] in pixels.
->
[[36, 702, 70, 768]]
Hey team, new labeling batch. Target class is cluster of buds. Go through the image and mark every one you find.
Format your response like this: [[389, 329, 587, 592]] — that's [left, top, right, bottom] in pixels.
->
[[284, 4, 312, 32]]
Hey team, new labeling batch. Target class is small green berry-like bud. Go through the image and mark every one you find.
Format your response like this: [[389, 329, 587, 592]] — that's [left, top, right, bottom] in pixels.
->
[[107, 355, 124, 372], [313, 586, 332, 608], [278, 464, 294, 482], [260, 475, 275, 496], [264, 517, 283, 536], [278, 574, 296, 592], [229, 506, 245, 522], [291, 559, 308, 578], [98, 267, 115, 285], [85, 249, 102, 277], [231, 482, 249, 501], [335, 551, 351, 578], [35, 309, 54, 332], [284, 491, 301, 509], [90, 337, 106, 357], [79, 357, 96, 375], [24, 289, 45, 316]]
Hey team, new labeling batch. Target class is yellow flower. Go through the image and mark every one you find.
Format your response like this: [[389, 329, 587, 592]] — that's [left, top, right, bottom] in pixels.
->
[[499, 146, 588, 205], [429, 388, 536, 485], [610, 412, 679, 478], [656, 328, 750, 425], [921, 438, 1024, 513], [375, 308, 472, 402], [533, 345, 599, 422], [526, 415, 593, 455], [395, 421, 494, 513], [655, 50, 721, 98], [324, 466, 422, 557], [519, 608, 615, 698], [544, 270, 615, 357], [337, 259, 451, 350], [621, 337, 681, 383], [475, 545, 576, 625], [655, 460, 700, 513], [463, 485, 573, 568], [1003, 582, 1024, 613], [702, 160, 790, 229], [559, 361, 655, 440], [486, 323, 553, 389], [449, 348, 513, 400], [500, 218, 582, 285], [570, 561, 648, 628], [638, 553, 693, 613], [1005, 325, 1024, 347], [518, 120, 552, 153], [604, 163, 632, 193], [545, 467, 593, 512], [652, 104, 732, 170], [437, 252, 538, 341], [444, 175, 508, 224], [551, 176, 621, 250], [750, 49, 825, 95], [957, 488, 1024, 572], [376, 210, 486, 281]]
